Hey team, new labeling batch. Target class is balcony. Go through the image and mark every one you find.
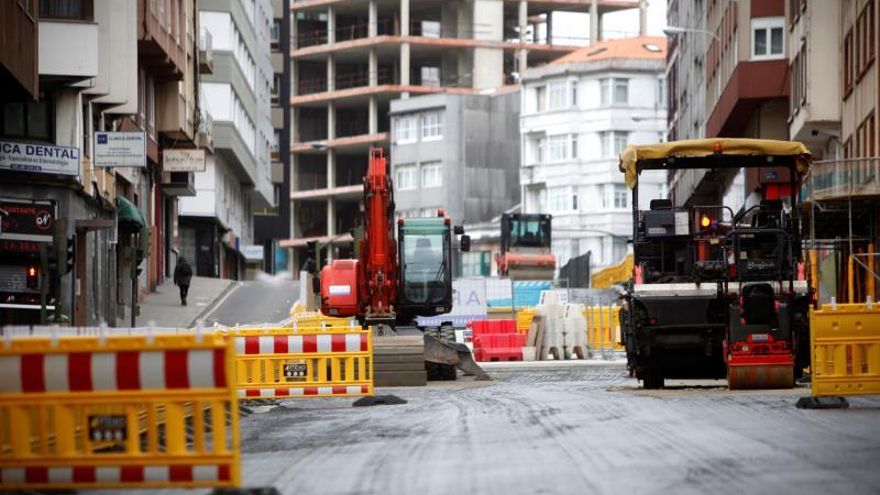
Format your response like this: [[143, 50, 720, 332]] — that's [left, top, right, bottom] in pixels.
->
[[137, 0, 185, 81], [161, 171, 196, 196], [803, 158, 880, 203], [38, 20, 98, 81], [199, 27, 214, 74], [157, 83, 195, 143]]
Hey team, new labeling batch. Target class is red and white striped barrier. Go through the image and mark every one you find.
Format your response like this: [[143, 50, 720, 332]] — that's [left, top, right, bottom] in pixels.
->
[[234, 333, 368, 355], [0, 464, 232, 485], [240, 385, 370, 398], [0, 349, 227, 393]]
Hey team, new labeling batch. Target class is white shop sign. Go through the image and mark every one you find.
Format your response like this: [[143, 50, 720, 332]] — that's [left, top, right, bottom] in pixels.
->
[[0, 140, 79, 176], [94, 131, 146, 168], [164, 148, 206, 172], [241, 244, 264, 261]]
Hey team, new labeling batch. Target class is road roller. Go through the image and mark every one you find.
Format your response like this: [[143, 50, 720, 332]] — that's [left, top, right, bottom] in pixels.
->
[[617, 138, 812, 389]]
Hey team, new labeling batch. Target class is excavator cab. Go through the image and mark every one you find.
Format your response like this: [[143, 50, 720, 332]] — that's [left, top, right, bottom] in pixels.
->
[[397, 216, 455, 321]]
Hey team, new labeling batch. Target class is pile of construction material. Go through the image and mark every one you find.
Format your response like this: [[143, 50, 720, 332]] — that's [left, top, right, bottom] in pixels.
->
[[523, 292, 590, 361]]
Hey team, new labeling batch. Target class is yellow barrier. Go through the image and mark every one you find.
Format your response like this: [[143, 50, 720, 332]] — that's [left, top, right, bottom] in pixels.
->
[[584, 305, 625, 355], [0, 333, 240, 490], [229, 324, 374, 399], [808, 302, 880, 398], [288, 312, 354, 329], [516, 308, 537, 334], [591, 253, 634, 289]]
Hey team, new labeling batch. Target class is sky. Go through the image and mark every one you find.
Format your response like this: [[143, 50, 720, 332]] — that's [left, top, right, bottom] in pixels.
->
[[554, 0, 668, 44]]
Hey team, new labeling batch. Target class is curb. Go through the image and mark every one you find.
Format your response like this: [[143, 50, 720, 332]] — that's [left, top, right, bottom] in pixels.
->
[[187, 281, 240, 328]]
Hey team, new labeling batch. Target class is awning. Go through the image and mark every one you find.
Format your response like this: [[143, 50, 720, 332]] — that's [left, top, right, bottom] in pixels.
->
[[619, 138, 812, 189], [116, 196, 146, 231]]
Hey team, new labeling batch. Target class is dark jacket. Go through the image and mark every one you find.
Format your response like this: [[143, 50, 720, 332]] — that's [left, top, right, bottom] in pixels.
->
[[174, 258, 193, 286]]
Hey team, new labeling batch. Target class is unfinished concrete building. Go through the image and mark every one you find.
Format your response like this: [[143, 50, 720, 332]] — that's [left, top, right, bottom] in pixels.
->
[[284, 0, 644, 270]]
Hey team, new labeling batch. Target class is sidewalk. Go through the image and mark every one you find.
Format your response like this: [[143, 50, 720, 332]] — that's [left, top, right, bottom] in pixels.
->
[[120, 276, 237, 329]]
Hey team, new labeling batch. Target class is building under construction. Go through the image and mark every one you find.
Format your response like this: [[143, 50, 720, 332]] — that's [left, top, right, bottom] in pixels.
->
[[284, 0, 647, 272]]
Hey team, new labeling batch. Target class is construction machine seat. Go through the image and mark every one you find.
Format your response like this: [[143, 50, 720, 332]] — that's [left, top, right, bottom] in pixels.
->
[[650, 199, 673, 210], [741, 283, 775, 325]]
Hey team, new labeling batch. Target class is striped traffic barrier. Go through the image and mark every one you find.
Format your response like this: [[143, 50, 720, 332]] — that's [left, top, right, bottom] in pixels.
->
[[0, 333, 239, 490], [228, 323, 373, 400]]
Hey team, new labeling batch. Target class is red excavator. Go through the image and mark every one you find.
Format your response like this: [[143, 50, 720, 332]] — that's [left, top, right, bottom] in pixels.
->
[[318, 148, 489, 383]]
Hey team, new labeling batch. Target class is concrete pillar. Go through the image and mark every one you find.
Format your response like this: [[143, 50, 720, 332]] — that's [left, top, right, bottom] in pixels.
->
[[327, 101, 336, 140], [400, 0, 411, 94], [639, 0, 647, 37], [368, 0, 377, 37], [369, 96, 378, 134], [590, 0, 598, 43], [597, 14, 603, 41], [327, 197, 336, 236], [327, 6, 336, 44], [327, 54, 335, 92], [517, 0, 527, 75], [546, 11, 552, 45], [369, 48, 378, 86], [326, 148, 336, 189]]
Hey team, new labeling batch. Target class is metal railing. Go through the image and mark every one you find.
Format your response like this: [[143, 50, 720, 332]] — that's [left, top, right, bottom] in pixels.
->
[[803, 157, 880, 201], [297, 68, 395, 95]]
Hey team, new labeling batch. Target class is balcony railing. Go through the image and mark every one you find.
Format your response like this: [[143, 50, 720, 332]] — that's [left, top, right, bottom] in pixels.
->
[[294, 19, 465, 49], [197, 109, 214, 150], [803, 157, 880, 202], [297, 67, 395, 95]]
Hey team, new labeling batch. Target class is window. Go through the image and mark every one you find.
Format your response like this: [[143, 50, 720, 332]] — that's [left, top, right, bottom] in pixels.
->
[[790, 43, 807, 116], [845, 28, 854, 94], [0, 99, 51, 141], [396, 165, 417, 190], [603, 184, 628, 209], [395, 116, 417, 143], [547, 134, 577, 162], [270, 18, 281, 47], [548, 186, 576, 213], [856, 0, 876, 80], [460, 251, 491, 277], [271, 129, 280, 160], [548, 81, 567, 109], [600, 78, 629, 106], [751, 18, 785, 60], [535, 85, 546, 112], [146, 76, 155, 137], [420, 162, 443, 188], [421, 111, 443, 140], [529, 136, 545, 164], [271, 74, 281, 105], [600, 131, 628, 158], [570, 80, 578, 107], [40, 0, 91, 20]]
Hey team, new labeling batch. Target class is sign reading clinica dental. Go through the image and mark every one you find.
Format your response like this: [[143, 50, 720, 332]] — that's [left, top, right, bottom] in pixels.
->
[[0, 140, 79, 176], [94, 131, 146, 168]]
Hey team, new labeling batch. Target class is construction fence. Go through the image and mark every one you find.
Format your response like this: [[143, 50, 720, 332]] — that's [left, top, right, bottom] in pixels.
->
[[808, 301, 880, 399]]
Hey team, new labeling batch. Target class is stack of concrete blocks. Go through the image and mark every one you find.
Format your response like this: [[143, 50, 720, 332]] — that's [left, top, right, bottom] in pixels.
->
[[536, 291, 566, 360], [563, 304, 587, 359]]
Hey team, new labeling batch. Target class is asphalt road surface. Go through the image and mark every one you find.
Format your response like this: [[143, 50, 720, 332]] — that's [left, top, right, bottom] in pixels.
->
[[202, 273, 299, 326], [93, 364, 880, 495]]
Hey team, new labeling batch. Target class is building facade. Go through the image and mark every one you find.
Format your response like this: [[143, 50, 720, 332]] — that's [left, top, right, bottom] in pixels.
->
[[0, 0, 207, 326], [183, 0, 275, 280], [284, 0, 644, 272], [519, 36, 668, 272], [665, 0, 707, 142], [792, 0, 879, 304]]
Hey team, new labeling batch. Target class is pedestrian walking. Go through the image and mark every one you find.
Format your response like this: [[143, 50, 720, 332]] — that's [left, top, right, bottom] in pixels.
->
[[173, 257, 193, 306]]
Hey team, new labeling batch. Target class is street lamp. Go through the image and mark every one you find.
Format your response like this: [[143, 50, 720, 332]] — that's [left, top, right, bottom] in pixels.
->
[[662, 25, 720, 42]]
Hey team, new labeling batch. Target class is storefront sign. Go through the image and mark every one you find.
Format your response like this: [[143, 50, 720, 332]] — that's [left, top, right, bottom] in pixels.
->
[[163, 149, 206, 172], [94, 131, 146, 168], [0, 199, 56, 243], [241, 244, 263, 261], [0, 140, 79, 176]]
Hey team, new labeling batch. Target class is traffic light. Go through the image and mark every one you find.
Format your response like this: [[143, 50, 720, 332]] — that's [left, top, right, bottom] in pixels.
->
[[26, 265, 39, 290], [65, 238, 75, 274]]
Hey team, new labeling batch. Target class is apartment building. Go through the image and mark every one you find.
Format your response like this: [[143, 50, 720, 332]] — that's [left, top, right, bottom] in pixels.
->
[[182, 0, 275, 280], [520, 36, 668, 272], [665, 0, 707, 142], [666, 0, 790, 212], [252, 0, 294, 274], [793, 0, 879, 304], [0, 0, 208, 325], [284, 0, 644, 272]]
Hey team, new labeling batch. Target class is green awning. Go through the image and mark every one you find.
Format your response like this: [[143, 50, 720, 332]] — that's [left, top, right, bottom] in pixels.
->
[[116, 196, 146, 231]]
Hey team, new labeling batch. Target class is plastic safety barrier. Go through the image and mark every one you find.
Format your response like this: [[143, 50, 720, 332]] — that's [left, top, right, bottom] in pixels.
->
[[0, 333, 239, 490], [229, 324, 373, 399], [516, 308, 537, 334], [809, 302, 880, 397], [584, 305, 625, 356]]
